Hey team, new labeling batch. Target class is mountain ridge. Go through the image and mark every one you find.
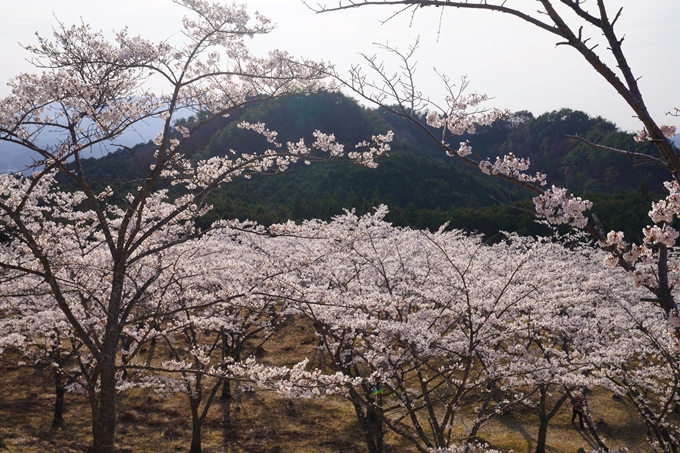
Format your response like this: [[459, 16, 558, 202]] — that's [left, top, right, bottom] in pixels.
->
[[3, 92, 672, 240]]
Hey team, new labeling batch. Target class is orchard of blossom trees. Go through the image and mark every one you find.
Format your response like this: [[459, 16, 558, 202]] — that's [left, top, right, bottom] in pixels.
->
[[1, 0, 679, 452], [3, 206, 679, 452]]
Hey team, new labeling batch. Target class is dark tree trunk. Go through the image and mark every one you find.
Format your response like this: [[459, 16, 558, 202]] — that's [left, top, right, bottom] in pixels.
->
[[90, 344, 119, 453], [91, 370, 116, 452], [220, 378, 231, 400], [220, 331, 238, 400], [534, 385, 568, 453], [535, 415, 548, 453], [88, 269, 128, 453], [188, 375, 222, 453], [51, 370, 67, 429], [350, 389, 384, 453], [220, 396, 232, 431], [145, 337, 156, 368], [363, 405, 384, 453], [189, 398, 203, 453]]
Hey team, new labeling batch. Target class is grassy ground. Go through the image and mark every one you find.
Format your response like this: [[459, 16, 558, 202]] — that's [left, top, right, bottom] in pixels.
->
[[0, 320, 655, 452], [480, 389, 651, 453], [0, 355, 373, 453]]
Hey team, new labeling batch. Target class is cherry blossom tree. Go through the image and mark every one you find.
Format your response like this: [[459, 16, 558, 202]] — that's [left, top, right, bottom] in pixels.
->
[[584, 287, 680, 452], [118, 226, 295, 453], [259, 208, 635, 453], [0, 1, 391, 451], [493, 243, 623, 453], [0, 209, 299, 452], [0, 271, 83, 430], [310, 0, 680, 332]]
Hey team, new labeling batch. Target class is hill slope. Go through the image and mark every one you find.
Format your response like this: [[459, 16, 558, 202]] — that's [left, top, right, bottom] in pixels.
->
[[76, 92, 669, 240]]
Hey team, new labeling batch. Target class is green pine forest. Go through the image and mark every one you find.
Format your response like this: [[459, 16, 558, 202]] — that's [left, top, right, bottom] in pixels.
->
[[76, 91, 671, 242]]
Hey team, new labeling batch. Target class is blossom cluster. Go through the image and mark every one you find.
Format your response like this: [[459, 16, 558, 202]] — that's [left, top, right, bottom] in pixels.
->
[[228, 358, 361, 399], [533, 186, 593, 228], [643, 225, 679, 248], [649, 181, 680, 223], [479, 153, 548, 186], [422, 89, 509, 161], [425, 93, 508, 136]]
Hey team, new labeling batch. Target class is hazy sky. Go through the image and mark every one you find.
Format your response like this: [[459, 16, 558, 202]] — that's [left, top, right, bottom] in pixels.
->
[[0, 0, 678, 133]]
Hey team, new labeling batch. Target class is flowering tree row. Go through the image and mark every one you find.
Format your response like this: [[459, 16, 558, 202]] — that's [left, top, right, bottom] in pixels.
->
[[258, 208, 679, 453], [3, 207, 679, 452]]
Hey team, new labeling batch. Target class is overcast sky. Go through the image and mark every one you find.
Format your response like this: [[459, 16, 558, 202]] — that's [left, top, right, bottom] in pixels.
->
[[0, 0, 678, 133]]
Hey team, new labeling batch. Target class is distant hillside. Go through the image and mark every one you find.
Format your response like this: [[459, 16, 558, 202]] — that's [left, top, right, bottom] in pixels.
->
[[68, 92, 669, 240]]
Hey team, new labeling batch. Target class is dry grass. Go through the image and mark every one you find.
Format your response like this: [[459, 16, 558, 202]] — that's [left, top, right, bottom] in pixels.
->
[[477, 389, 651, 453], [0, 320, 657, 452]]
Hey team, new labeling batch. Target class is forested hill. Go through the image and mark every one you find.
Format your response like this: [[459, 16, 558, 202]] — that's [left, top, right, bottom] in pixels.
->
[[77, 91, 668, 241]]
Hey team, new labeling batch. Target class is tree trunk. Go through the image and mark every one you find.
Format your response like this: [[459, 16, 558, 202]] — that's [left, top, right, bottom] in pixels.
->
[[220, 378, 231, 400], [220, 332, 238, 400], [189, 399, 203, 453], [350, 391, 384, 453], [220, 396, 232, 435], [535, 418, 548, 453], [51, 370, 67, 430], [364, 405, 384, 453], [534, 385, 568, 453], [90, 349, 118, 453], [145, 337, 156, 368]]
